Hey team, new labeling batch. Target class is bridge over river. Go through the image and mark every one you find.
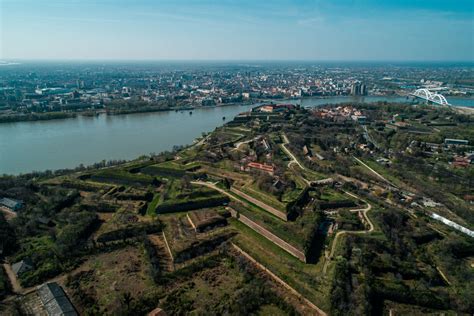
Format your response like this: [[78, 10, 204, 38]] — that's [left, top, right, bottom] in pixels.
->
[[411, 88, 450, 106]]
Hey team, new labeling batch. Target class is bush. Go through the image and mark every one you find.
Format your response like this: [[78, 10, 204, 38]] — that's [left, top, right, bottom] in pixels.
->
[[0, 266, 11, 299], [155, 196, 230, 214], [97, 223, 163, 243]]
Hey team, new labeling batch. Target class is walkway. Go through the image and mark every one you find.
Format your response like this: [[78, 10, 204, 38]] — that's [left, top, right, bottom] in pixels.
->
[[322, 192, 374, 274], [3, 263, 23, 294], [353, 156, 397, 188], [281, 134, 304, 169], [233, 136, 260, 151]]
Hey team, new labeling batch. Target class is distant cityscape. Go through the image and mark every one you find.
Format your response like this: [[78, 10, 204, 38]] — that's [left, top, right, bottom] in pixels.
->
[[0, 62, 473, 122]]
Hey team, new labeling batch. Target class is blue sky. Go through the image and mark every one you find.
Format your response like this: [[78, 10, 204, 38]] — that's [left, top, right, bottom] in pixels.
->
[[1, 0, 473, 60]]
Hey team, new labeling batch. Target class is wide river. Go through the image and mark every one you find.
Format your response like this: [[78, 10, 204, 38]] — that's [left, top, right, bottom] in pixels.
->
[[1, 96, 473, 175]]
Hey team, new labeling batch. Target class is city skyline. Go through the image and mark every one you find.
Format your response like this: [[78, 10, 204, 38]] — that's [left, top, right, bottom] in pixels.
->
[[1, 0, 473, 61]]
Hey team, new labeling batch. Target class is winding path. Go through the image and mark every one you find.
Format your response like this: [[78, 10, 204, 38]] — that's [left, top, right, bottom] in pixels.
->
[[281, 134, 304, 169], [322, 191, 374, 274], [233, 136, 260, 151]]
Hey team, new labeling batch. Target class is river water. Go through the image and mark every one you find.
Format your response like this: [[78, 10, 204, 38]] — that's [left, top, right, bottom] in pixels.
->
[[1, 96, 473, 175]]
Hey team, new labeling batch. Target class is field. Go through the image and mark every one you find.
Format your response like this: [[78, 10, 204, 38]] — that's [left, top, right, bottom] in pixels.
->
[[155, 180, 228, 214], [160, 212, 234, 264], [187, 208, 227, 232], [231, 201, 317, 252], [230, 219, 332, 312], [93, 209, 153, 240], [89, 168, 157, 186], [157, 254, 295, 315], [238, 182, 287, 211], [65, 246, 155, 315], [161, 213, 198, 256], [140, 160, 200, 178]]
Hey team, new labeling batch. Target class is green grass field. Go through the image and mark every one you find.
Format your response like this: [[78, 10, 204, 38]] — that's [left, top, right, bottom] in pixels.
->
[[240, 183, 287, 210], [230, 219, 332, 313], [146, 193, 161, 216], [91, 168, 156, 185], [231, 200, 317, 252]]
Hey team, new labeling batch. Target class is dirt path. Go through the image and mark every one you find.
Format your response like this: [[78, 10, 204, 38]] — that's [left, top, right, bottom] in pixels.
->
[[353, 156, 398, 188], [281, 134, 304, 170], [233, 136, 260, 151], [0, 207, 17, 221], [3, 263, 23, 294], [192, 180, 238, 201], [323, 192, 374, 274]]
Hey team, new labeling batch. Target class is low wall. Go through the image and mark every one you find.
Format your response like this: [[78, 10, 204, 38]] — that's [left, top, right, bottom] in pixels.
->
[[231, 243, 327, 316], [229, 208, 305, 262], [230, 187, 287, 221]]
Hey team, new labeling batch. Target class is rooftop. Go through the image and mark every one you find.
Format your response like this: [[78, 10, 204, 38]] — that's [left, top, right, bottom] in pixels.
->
[[37, 282, 77, 316]]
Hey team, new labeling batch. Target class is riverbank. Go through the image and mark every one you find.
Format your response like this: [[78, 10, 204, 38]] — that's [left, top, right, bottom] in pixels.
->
[[0, 112, 76, 124], [2, 95, 473, 124], [0, 102, 257, 124], [0, 103, 257, 175]]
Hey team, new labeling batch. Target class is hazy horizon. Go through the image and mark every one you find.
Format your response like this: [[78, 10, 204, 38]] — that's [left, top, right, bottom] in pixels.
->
[[1, 0, 473, 61]]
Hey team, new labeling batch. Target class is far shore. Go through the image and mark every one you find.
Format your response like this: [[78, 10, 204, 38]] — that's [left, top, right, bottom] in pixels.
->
[[1, 96, 473, 124]]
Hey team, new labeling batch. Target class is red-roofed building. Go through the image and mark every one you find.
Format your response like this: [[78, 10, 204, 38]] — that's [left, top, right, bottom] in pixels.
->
[[453, 156, 470, 168], [247, 162, 275, 175]]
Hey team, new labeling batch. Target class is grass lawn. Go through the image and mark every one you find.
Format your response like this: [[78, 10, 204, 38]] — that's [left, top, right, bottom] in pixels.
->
[[320, 188, 352, 202], [258, 305, 289, 316], [359, 159, 406, 188], [91, 169, 155, 185], [239, 182, 287, 211], [158, 254, 295, 315], [146, 193, 161, 216], [230, 219, 331, 313], [141, 162, 187, 178], [237, 202, 318, 251]]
